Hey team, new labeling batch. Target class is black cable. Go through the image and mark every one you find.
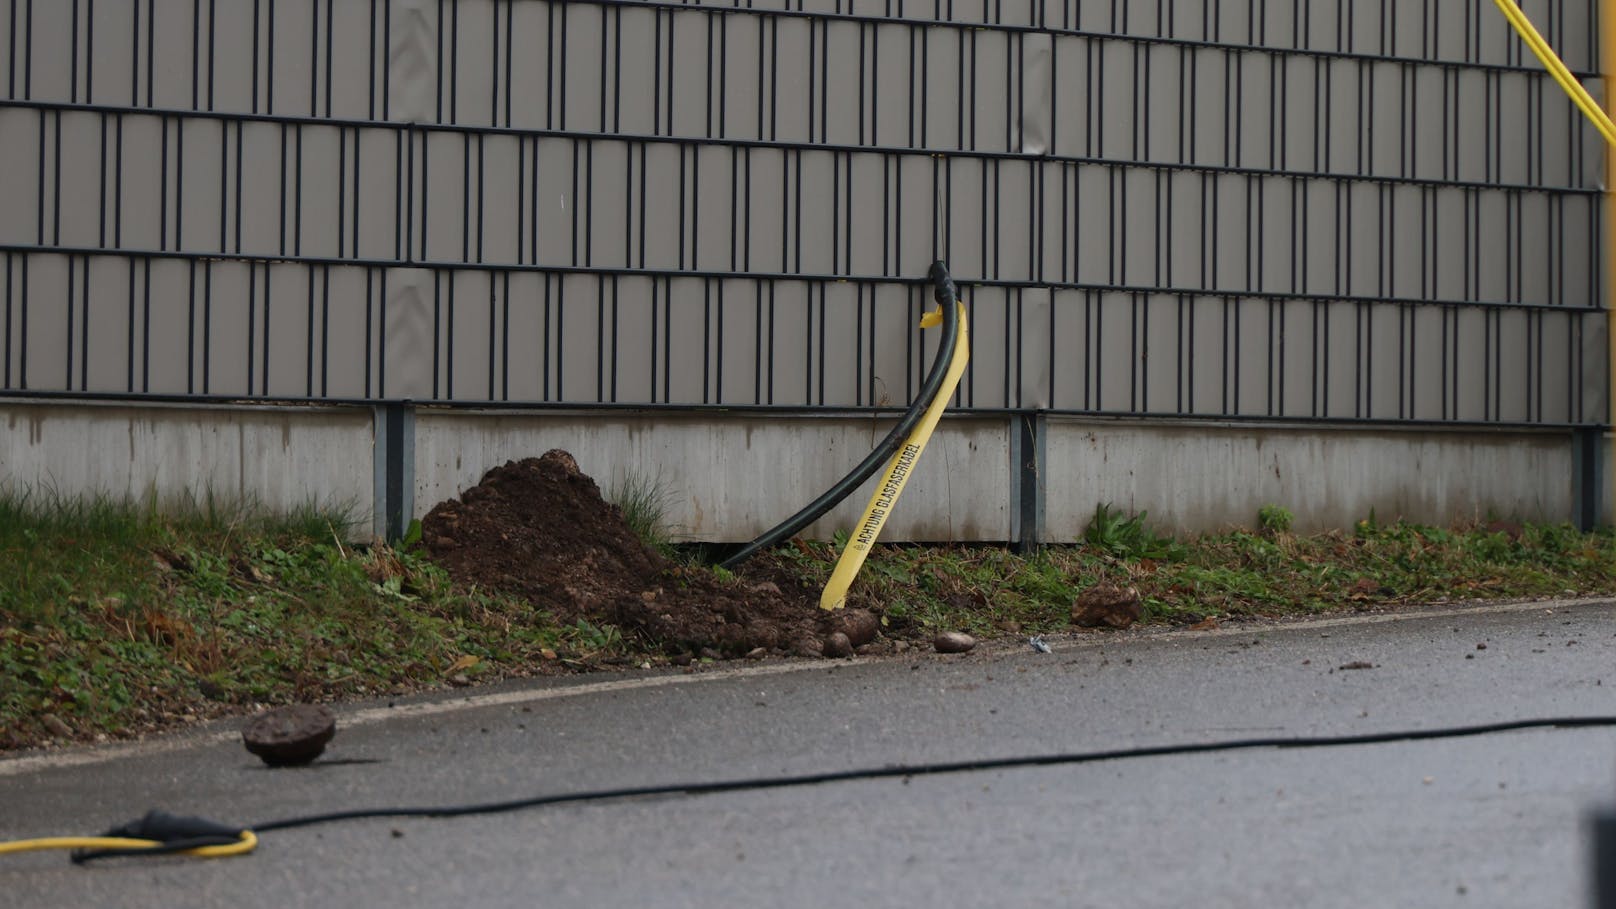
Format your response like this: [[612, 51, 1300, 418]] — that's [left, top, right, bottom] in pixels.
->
[[242, 715, 1616, 835], [716, 261, 962, 570], [64, 715, 1616, 863]]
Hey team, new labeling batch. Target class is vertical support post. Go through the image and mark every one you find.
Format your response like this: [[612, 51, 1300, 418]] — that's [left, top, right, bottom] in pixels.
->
[[372, 401, 416, 542], [1595, 806, 1616, 909], [1574, 427, 1602, 531], [1010, 410, 1045, 553]]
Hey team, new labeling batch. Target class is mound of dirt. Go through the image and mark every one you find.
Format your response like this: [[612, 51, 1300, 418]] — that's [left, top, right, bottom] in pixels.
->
[[420, 450, 880, 659]]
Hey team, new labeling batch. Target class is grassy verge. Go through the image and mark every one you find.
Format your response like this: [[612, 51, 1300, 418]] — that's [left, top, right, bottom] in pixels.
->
[[762, 511, 1616, 639], [2, 490, 1613, 752], [0, 490, 627, 751]]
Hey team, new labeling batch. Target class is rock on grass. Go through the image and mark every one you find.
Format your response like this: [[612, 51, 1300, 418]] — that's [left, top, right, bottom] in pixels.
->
[[1072, 584, 1142, 628], [933, 631, 976, 654]]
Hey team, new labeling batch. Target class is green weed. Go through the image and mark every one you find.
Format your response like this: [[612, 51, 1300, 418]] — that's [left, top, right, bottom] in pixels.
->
[[607, 470, 679, 554], [1083, 504, 1186, 560], [1258, 504, 1294, 534]]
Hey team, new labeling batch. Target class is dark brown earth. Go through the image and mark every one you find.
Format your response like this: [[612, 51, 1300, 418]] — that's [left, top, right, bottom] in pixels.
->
[[420, 450, 886, 659]]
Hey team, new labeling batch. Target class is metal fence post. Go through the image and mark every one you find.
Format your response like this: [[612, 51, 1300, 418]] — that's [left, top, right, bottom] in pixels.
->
[[1595, 805, 1616, 909], [1573, 428, 1602, 531], [372, 401, 416, 543], [1010, 411, 1045, 553]]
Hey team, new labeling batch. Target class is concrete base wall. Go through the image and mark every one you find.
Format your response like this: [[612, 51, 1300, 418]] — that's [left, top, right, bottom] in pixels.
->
[[1041, 419, 1584, 537], [0, 400, 375, 522], [413, 411, 1012, 542], [0, 399, 1598, 541]]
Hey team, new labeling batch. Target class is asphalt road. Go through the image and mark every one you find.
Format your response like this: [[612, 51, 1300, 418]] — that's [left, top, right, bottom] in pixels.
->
[[3, 599, 1613, 908]]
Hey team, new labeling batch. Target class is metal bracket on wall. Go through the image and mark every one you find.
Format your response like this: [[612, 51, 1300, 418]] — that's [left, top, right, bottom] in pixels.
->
[[1009, 411, 1046, 553], [372, 402, 416, 542]]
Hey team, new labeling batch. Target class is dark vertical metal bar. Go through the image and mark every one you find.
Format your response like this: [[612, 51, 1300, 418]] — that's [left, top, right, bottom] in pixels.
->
[[78, 257, 90, 390], [245, 261, 255, 393], [384, 401, 406, 541], [65, 254, 76, 390], [304, 264, 315, 397], [15, 256, 23, 389], [1590, 805, 1616, 907], [144, 0, 154, 106], [201, 261, 211, 393], [1014, 411, 1042, 552], [261, 263, 272, 394], [319, 264, 329, 397], [610, 276, 622, 403], [3, 255, 11, 389], [499, 271, 509, 400], [377, 268, 388, 396]]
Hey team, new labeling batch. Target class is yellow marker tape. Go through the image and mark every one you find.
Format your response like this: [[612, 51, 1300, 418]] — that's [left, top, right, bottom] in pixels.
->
[[820, 301, 969, 611], [1493, 0, 1616, 146]]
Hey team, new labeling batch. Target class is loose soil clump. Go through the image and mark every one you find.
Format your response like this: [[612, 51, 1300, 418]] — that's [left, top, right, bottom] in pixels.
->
[[421, 450, 878, 659]]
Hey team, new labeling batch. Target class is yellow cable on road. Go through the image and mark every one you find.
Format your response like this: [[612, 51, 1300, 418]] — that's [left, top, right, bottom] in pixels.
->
[[1493, 0, 1616, 147], [820, 300, 969, 611], [0, 831, 258, 859]]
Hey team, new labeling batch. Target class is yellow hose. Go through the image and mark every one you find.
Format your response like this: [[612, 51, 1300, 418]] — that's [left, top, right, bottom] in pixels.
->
[[0, 831, 258, 859], [820, 301, 970, 611], [1492, 0, 1616, 146]]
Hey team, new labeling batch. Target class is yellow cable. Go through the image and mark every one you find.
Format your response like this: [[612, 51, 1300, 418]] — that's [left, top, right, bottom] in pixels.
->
[[1493, 0, 1616, 147], [819, 301, 970, 611], [0, 837, 166, 855], [0, 831, 258, 859]]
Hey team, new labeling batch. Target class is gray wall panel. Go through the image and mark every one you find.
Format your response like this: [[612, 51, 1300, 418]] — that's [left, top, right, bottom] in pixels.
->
[[0, 0, 1604, 430]]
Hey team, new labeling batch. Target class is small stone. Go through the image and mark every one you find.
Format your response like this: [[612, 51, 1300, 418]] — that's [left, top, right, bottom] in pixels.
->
[[790, 637, 824, 658], [1476, 643, 1487, 650], [744, 647, 767, 660], [699, 647, 723, 661], [933, 631, 977, 654], [242, 704, 336, 766], [825, 608, 880, 647], [1071, 584, 1143, 628], [822, 632, 854, 658], [40, 713, 72, 738], [893, 640, 910, 653], [448, 674, 472, 687]]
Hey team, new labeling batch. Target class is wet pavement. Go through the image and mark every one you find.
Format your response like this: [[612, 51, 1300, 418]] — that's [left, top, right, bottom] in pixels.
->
[[2, 599, 1613, 908]]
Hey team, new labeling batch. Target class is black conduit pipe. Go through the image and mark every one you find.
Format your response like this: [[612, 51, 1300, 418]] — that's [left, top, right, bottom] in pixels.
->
[[717, 261, 962, 570]]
